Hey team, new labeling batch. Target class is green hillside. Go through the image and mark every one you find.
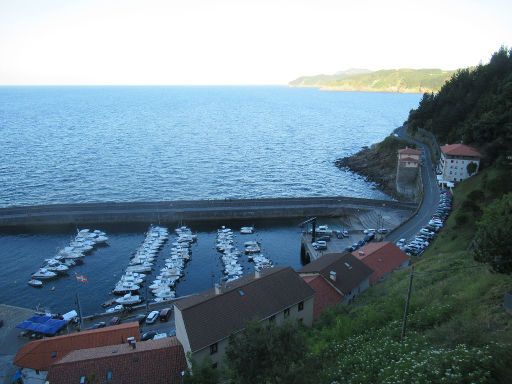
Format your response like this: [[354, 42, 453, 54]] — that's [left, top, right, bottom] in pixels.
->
[[289, 68, 456, 93]]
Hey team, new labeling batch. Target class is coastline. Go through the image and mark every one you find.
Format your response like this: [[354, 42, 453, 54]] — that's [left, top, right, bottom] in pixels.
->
[[334, 134, 416, 201], [288, 84, 427, 94]]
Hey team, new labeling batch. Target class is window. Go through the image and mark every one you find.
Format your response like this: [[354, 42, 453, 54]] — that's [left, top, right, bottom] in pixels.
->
[[269, 315, 276, 323], [51, 351, 57, 358], [106, 371, 113, 381], [212, 363, 218, 369], [284, 308, 290, 318], [80, 377, 86, 384], [298, 318, 303, 325], [210, 343, 218, 355], [298, 301, 304, 311]]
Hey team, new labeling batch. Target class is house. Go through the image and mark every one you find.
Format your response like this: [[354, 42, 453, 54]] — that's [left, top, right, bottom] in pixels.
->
[[46, 337, 187, 384], [298, 252, 373, 319], [352, 242, 410, 285], [14, 322, 140, 381], [439, 143, 481, 182], [398, 147, 422, 168], [174, 267, 315, 369], [300, 274, 343, 320]]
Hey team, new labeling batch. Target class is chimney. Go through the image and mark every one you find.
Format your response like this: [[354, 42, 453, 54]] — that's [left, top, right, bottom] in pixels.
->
[[255, 269, 261, 279], [214, 283, 221, 295], [329, 271, 336, 281], [127, 336, 136, 349]]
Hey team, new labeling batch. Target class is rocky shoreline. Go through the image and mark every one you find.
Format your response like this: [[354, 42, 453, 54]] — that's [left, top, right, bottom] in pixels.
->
[[335, 135, 416, 201]]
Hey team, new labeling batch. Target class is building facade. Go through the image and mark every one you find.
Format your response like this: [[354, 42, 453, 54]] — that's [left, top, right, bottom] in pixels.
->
[[439, 144, 481, 182], [174, 267, 315, 369]]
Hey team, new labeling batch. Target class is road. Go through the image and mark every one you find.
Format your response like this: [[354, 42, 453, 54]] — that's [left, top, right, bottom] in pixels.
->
[[386, 126, 440, 243]]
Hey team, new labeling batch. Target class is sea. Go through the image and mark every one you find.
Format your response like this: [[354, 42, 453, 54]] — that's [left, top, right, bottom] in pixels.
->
[[0, 86, 421, 314]]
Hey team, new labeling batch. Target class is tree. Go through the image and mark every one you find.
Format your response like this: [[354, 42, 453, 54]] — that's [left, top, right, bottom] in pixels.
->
[[467, 161, 478, 176], [225, 321, 313, 384], [473, 193, 512, 273], [184, 355, 220, 384]]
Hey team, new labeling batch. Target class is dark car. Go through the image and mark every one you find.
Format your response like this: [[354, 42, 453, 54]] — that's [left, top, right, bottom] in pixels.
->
[[109, 316, 121, 326], [122, 314, 146, 325], [141, 331, 157, 341], [159, 308, 172, 322], [316, 235, 331, 242], [87, 321, 106, 330]]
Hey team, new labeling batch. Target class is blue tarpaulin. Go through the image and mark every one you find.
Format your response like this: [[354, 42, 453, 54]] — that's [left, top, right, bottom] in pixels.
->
[[16, 315, 67, 336]]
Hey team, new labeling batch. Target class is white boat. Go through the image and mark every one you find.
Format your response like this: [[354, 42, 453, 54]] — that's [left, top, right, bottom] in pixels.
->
[[31, 268, 57, 280], [125, 264, 152, 273], [240, 226, 254, 234], [113, 281, 140, 295], [28, 279, 43, 287], [244, 241, 261, 254], [115, 294, 142, 306]]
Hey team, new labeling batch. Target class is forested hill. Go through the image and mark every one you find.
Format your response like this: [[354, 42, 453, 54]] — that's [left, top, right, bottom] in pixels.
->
[[289, 68, 456, 93], [406, 47, 512, 164]]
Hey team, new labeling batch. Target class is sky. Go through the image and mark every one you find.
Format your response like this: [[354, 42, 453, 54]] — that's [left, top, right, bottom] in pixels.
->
[[0, 0, 511, 85]]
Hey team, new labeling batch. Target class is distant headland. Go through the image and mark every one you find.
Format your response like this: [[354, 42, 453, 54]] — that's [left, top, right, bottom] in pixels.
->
[[289, 68, 457, 93]]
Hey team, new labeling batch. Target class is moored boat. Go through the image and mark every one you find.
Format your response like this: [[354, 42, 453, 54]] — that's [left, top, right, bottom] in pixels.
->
[[28, 279, 43, 288]]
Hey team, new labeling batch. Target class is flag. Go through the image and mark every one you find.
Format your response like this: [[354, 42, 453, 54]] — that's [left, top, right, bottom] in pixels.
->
[[75, 274, 88, 283]]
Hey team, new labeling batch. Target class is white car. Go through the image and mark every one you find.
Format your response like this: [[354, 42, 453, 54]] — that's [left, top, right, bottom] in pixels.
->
[[153, 332, 167, 340], [145, 310, 159, 324]]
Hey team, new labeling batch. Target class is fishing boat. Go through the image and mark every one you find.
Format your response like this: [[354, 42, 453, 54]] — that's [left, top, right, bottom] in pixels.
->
[[115, 293, 142, 306], [31, 268, 58, 280], [240, 226, 254, 234], [28, 279, 43, 288]]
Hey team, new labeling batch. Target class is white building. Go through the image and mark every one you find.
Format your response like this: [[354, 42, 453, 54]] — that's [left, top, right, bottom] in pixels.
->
[[439, 144, 481, 182]]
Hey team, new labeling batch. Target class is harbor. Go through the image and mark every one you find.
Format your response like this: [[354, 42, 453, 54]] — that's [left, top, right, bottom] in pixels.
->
[[0, 204, 408, 317]]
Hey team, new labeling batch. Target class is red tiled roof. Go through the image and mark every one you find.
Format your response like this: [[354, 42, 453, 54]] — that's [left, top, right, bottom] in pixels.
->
[[398, 147, 421, 155], [46, 337, 187, 384], [352, 242, 410, 284], [302, 275, 343, 320], [441, 144, 481, 157], [14, 322, 140, 371]]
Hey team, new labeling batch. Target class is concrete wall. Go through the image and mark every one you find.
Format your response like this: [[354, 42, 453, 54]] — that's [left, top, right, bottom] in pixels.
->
[[0, 197, 416, 228], [342, 277, 370, 304]]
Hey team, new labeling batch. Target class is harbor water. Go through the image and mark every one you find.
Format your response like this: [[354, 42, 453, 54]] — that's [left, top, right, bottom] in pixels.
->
[[0, 86, 421, 313]]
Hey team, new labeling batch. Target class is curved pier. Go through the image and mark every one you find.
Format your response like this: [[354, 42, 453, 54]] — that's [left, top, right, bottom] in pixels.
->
[[0, 196, 416, 228]]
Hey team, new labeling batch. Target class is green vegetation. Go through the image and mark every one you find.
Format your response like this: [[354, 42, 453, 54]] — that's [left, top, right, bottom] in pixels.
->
[[407, 47, 512, 164], [473, 193, 512, 274], [289, 68, 456, 93], [189, 166, 512, 383]]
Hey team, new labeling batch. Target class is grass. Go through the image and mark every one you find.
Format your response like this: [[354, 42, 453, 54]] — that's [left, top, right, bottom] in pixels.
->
[[307, 165, 512, 382]]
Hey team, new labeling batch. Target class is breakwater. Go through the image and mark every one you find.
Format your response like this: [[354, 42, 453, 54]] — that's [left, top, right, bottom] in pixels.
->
[[0, 197, 416, 228]]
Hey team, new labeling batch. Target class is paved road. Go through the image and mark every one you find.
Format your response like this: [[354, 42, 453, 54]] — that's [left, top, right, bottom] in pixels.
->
[[386, 126, 440, 243]]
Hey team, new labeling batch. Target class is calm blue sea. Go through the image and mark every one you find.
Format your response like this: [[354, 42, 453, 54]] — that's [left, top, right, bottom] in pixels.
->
[[0, 86, 421, 207], [0, 86, 421, 314]]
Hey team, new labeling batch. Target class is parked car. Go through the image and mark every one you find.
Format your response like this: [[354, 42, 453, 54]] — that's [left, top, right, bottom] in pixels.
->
[[122, 314, 146, 325], [141, 330, 157, 341], [87, 321, 106, 330], [109, 316, 121, 326], [316, 235, 331, 242], [159, 308, 172, 322], [152, 332, 167, 340], [145, 310, 159, 324], [312, 241, 327, 250]]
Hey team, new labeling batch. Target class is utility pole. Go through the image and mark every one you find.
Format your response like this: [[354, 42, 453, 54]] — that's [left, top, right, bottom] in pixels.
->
[[400, 265, 414, 343], [75, 292, 83, 331]]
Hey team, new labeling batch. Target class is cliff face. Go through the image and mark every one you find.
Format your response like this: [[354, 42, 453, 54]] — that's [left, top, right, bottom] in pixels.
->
[[335, 135, 417, 200]]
